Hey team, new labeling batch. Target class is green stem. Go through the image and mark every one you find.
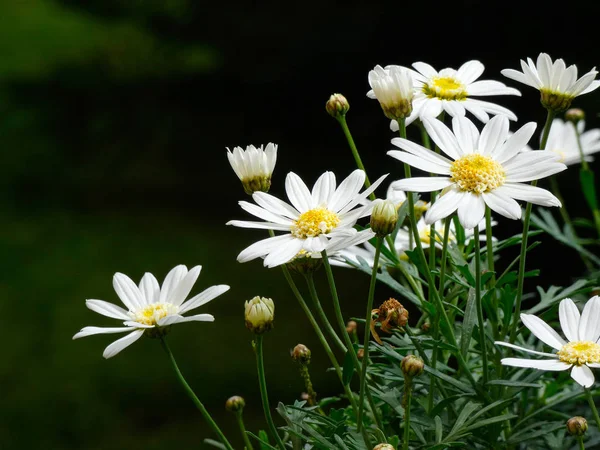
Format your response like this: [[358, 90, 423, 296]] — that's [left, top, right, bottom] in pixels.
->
[[585, 388, 600, 430], [403, 379, 412, 450], [509, 109, 556, 343], [255, 334, 286, 450], [337, 115, 375, 200], [160, 338, 234, 450], [356, 237, 383, 432], [321, 250, 384, 432], [235, 411, 255, 450], [578, 435, 586, 450], [474, 225, 488, 385], [485, 207, 495, 287], [305, 274, 347, 354]]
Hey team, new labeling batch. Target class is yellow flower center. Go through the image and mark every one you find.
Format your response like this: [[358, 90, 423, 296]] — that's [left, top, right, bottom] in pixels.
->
[[291, 207, 340, 239], [558, 341, 600, 365], [423, 76, 468, 100], [131, 302, 178, 326], [450, 154, 506, 194]]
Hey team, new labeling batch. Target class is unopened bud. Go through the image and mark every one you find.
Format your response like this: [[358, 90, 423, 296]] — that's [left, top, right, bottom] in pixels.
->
[[291, 344, 311, 364], [225, 395, 245, 413], [226, 144, 277, 195], [373, 444, 395, 450], [401, 355, 424, 378], [346, 320, 358, 334], [566, 416, 588, 436], [370, 199, 398, 237], [244, 296, 275, 334], [326, 93, 350, 119], [565, 108, 585, 124]]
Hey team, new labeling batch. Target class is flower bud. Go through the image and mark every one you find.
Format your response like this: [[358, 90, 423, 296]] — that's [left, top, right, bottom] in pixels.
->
[[291, 344, 311, 364], [373, 444, 395, 450], [346, 320, 358, 334], [244, 296, 275, 334], [370, 199, 398, 237], [226, 143, 277, 195], [401, 354, 424, 378], [566, 416, 588, 436], [326, 93, 350, 119], [367, 65, 413, 121], [225, 395, 245, 413], [565, 108, 585, 124]]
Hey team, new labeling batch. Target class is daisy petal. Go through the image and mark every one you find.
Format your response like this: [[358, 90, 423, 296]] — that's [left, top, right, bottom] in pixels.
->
[[85, 299, 130, 320], [424, 188, 465, 224], [571, 365, 595, 388], [285, 172, 313, 213], [494, 341, 558, 358], [457, 193, 485, 229], [389, 177, 453, 192], [264, 237, 304, 267], [559, 298, 581, 342], [139, 273, 160, 305], [73, 326, 135, 339], [179, 285, 230, 315], [168, 265, 202, 306], [312, 171, 336, 206], [482, 191, 522, 220], [159, 265, 187, 304], [423, 117, 464, 160], [113, 273, 145, 311], [496, 184, 561, 207], [521, 313, 567, 350], [579, 295, 600, 342], [501, 358, 571, 371], [103, 329, 145, 359], [237, 234, 295, 263]]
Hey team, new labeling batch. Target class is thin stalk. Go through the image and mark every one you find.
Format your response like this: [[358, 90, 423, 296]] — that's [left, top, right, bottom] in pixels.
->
[[439, 218, 451, 294], [578, 436, 586, 450], [235, 412, 254, 450], [403, 379, 413, 450], [160, 338, 234, 450], [356, 237, 383, 432], [585, 388, 600, 430], [474, 225, 488, 385], [509, 109, 556, 343], [321, 250, 384, 431], [255, 334, 286, 450], [337, 115, 375, 200], [485, 207, 495, 287], [305, 274, 347, 354]]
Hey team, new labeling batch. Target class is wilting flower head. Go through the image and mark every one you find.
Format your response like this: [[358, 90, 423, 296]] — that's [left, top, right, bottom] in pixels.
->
[[496, 295, 600, 388], [227, 143, 277, 195], [367, 65, 414, 121], [73, 265, 229, 358], [388, 115, 566, 229], [227, 169, 387, 268], [371, 298, 409, 344], [544, 118, 600, 166], [244, 296, 275, 333], [383, 60, 519, 130], [501, 53, 600, 112]]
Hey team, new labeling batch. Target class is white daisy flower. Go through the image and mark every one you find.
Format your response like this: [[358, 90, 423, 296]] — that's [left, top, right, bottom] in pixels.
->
[[73, 265, 230, 358], [381, 60, 520, 130], [388, 115, 566, 229], [227, 169, 387, 268], [227, 143, 277, 194], [544, 118, 600, 166], [501, 53, 600, 111], [496, 296, 600, 388], [367, 65, 414, 120]]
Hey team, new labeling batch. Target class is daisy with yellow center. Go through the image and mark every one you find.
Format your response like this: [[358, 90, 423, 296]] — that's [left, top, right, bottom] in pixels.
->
[[388, 115, 566, 229], [73, 265, 230, 358], [374, 60, 520, 131], [495, 296, 600, 388], [227, 169, 387, 268], [501, 53, 600, 112]]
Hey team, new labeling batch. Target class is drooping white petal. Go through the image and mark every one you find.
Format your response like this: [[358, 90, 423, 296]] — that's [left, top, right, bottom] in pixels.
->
[[85, 299, 131, 320], [457, 193, 485, 229], [494, 341, 558, 358], [237, 234, 296, 263], [559, 298, 581, 342], [225, 220, 291, 231], [73, 326, 136, 339], [571, 365, 595, 388], [424, 188, 465, 224], [501, 358, 571, 371], [239, 201, 294, 225], [179, 285, 230, 315], [521, 313, 567, 350], [102, 329, 145, 359], [579, 296, 600, 342], [482, 191, 522, 220]]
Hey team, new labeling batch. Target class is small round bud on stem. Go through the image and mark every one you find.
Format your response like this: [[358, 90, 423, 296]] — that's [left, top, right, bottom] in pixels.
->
[[244, 296, 275, 334], [346, 320, 358, 334], [225, 395, 246, 413], [370, 199, 398, 237], [565, 108, 585, 124], [373, 444, 395, 450], [401, 354, 424, 378], [291, 344, 311, 364], [326, 93, 350, 119], [566, 416, 588, 436]]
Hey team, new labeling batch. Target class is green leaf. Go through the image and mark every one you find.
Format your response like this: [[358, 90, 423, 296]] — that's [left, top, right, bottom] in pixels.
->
[[424, 365, 475, 394], [464, 414, 518, 431], [580, 168, 598, 210], [527, 279, 592, 315], [486, 379, 541, 389], [449, 401, 481, 436], [246, 431, 278, 450], [435, 415, 443, 443], [342, 346, 356, 385], [460, 288, 477, 359]]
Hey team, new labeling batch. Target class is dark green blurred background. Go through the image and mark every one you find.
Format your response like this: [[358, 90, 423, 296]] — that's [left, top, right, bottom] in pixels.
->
[[3, 1, 600, 448]]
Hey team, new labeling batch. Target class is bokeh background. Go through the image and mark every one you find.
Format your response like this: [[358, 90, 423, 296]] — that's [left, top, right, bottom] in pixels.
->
[[3, 1, 600, 449]]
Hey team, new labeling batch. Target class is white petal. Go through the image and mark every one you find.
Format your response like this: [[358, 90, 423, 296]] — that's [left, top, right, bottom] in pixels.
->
[[139, 273, 160, 305], [478, 115, 509, 156], [467, 80, 521, 96], [387, 150, 451, 175], [418, 97, 443, 119], [579, 296, 600, 342], [264, 237, 305, 268], [452, 115, 479, 154], [389, 177, 453, 192], [225, 220, 291, 231], [285, 172, 313, 213], [424, 188, 465, 224], [160, 313, 215, 325], [482, 191, 522, 220], [501, 358, 571, 371], [494, 341, 558, 358], [496, 184, 561, 207], [179, 285, 230, 315], [501, 68, 539, 89], [85, 299, 131, 320], [237, 234, 295, 263], [337, 173, 388, 215], [73, 326, 135, 339], [168, 265, 202, 306], [412, 61, 438, 79], [521, 313, 567, 350], [442, 100, 466, 118], [252, 192, 300, 220], [113, 273, 144, 311], [457, 193, 485, 229], [239, 201, 294, 225], [559, 298, 581, 342], [159, 265, 187, 304], [327, 170, 366, 212], [312, 172, 336, 206], [423, 116, 464, 160], [571, 365, 595, 388], [102, 329, 145, 359], [494, 122, 537, 163], [457, 60, 485, 84]]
